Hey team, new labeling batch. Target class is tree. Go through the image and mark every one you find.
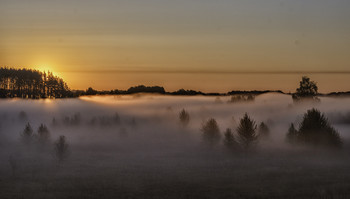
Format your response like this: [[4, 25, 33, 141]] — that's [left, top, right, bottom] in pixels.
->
[[237, 113, 258, 150], [286, 123, 298, 144], [201, 118, 221, 146], [293, 76, 319, 101], [223, 128, 239, 151], [258, 122, 270, 139], [54, 135, 70, 162], [21, 123, 33, 145], [37, 124, 50, 147], [179, 109, 190, 127], [297, 108, 342, 148]]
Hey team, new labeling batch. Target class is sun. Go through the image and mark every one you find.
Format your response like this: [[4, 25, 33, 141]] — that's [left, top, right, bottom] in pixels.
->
[[35, 64, 55, 74]]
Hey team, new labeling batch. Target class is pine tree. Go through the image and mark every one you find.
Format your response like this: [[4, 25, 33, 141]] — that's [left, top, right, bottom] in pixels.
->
[[21, 123, 33, 145], [237, 113, 258, 150], [297, 108, 342, 148], [223, 128, 239, 151]]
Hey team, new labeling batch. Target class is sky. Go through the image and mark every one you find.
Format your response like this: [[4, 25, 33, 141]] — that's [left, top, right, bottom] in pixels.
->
[[0, 0, 349, 91]]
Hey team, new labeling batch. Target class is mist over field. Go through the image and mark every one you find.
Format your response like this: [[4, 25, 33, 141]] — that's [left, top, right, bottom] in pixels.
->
[[1, 93, 350, 198]]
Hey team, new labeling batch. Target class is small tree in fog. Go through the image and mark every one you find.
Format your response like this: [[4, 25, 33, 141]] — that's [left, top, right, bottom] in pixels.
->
[[113, 112, 121, 124], [21, 123, 33, 145], [237, 113, 258, 150], [179, 109, 190, 127], [286, 123, 298, 144], [223, 128, 239, 151], [54, 135, 70, 162], [37, 124, 50, 147], [258, 122, 270, 139], [18, 111, 28, 121], [201, 118, 221, 146], [297, 108, 342, 148]]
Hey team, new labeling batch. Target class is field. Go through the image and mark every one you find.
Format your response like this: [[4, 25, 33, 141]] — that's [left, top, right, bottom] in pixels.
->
[[1, 93, 350, 199]]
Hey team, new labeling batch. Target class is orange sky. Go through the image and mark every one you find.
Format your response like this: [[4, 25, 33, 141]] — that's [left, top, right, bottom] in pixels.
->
[[1, 0, 349, 91]]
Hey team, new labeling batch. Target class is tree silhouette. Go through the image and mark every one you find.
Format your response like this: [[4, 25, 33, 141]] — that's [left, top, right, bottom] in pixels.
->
[[21, 123, 33, 145], [37, 124, 50, 147], [201, 118, 221, 146], [0, 67, 71, 98], [293, 76, 319, 101], [258, 122, 270, 139], [286, 123, 298, 144], [179, 109, 190, 127], [297, 108, 342, 148], [54, 135, 70, 162], [223, 128, 239, 151], [237, 113, 258, 150]]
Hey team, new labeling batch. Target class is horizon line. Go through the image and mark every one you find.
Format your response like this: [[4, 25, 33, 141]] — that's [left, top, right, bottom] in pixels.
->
[[57, 69, 350, 74]]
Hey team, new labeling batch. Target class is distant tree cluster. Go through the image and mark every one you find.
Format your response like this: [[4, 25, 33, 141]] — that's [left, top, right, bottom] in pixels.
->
[[200, 113, 269, 151], [228, 94, 255, 103], [19, 122, 70, 162], [0, 67, 71, 98]]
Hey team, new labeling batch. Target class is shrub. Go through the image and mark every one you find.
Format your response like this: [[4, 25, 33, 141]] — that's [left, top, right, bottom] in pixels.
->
[[258, 122, 270, 138], [223, 128, 239, 151], [201, 118, 221, 146], [179, 109, 190, 127], [286, 123, 298, 144], [54, 135, 70, 162]]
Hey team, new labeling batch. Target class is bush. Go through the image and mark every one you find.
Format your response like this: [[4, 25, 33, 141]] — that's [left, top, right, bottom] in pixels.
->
[[237, 113, 258, 150], [179, 109, 190, 127], [54, 135, 70, 162], [258, 122, 270, 139], [286, 123, 298, 144], [201, 118, 221, 146], [223, 128, 239, 151]]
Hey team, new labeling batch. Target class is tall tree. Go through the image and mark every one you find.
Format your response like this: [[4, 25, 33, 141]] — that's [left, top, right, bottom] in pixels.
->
[[237, 113, 258, 150]]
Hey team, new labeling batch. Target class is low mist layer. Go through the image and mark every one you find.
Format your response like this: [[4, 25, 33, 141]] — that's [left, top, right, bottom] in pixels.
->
[[1, 93, 350, 198]]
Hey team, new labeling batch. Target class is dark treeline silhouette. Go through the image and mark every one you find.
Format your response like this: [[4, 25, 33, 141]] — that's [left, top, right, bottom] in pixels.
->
[[0, 67, 72, 98], [2, 68, 349, 99]]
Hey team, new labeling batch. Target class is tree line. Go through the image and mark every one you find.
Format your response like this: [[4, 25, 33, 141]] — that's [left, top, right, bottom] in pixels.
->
[[0, 67, 72, 98]]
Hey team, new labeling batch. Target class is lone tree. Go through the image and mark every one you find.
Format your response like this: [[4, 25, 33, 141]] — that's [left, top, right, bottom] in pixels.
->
[[223, 128, 239, 151], [293, 76, 319, 101], [286, 123, 298, 144], [21, 123, 33, 145], [237, 113, 258, 150], [179, 109, 190, 127], [201, 118, 221, 146], [258, 122, 270, 139], [54, 135, 70, 162], [297, 108, 342, 148], [37, 124, 50, 147]]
